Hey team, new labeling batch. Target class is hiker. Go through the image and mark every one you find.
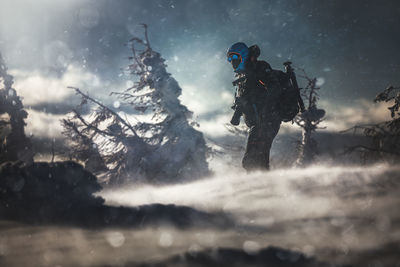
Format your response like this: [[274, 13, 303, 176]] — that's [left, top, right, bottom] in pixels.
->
[[227, 42, 302, 170]]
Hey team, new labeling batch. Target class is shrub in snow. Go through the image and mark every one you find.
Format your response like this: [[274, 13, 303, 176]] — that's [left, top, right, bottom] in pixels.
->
[[342, 85, 400, 162], [0, 161, 104, 222], [294, 69, 326, 166]]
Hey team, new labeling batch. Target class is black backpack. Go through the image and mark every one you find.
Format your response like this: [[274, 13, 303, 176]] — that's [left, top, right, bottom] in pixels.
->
[[271, 69, 300, 122]]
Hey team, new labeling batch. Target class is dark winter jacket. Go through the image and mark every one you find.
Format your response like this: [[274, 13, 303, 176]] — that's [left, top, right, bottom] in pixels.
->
[[235, 60, 283, 127]]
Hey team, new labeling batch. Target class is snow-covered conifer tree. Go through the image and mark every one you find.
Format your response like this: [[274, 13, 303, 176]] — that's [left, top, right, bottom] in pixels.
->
[[62, 25, 209, 183], [0, 52, 33, 164]]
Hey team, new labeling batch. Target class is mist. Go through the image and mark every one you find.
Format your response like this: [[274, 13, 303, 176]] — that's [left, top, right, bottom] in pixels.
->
[[1, 1, 400, 266]]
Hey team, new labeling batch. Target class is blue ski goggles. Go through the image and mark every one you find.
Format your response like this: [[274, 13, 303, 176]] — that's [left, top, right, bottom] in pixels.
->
[[227, 52, 241, 62], [227, 52, 242, 70]]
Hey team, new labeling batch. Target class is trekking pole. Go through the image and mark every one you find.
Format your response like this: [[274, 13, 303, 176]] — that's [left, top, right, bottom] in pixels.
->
[[283, 61, 305, 112]]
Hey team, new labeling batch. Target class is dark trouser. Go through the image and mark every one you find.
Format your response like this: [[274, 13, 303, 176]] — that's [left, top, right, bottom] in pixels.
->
[[242, 108, 281, 171]]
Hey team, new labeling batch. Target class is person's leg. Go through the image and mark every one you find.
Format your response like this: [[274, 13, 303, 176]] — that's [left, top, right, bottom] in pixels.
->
[[242, 105, 281, 171], [242, 125, 266, 171], [259, 120, 280, 169]]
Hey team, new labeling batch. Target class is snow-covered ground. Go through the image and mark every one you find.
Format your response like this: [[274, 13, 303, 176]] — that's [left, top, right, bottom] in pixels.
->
[[102, 163, 400, 262], [1, 163, 399, 266]]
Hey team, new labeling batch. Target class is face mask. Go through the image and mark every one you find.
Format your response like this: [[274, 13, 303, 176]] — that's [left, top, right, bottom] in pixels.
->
[[227, 53, 242, 70]]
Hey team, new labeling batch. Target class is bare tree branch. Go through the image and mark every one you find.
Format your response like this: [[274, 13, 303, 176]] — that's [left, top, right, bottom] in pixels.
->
[[68, 87, 138, 137], [342, 85, 400, 161]]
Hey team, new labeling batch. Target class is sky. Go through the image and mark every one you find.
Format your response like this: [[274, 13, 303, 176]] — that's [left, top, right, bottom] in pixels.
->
[[1, 0, 399, 139]]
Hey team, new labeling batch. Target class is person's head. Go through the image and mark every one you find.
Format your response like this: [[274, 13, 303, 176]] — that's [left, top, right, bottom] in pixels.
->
[[227, 42, 249, 73]]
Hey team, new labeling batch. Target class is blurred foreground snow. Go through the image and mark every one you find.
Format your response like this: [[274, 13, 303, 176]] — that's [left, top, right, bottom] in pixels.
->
[[1, 163, 399, 266], [100, 163, 400, 265]]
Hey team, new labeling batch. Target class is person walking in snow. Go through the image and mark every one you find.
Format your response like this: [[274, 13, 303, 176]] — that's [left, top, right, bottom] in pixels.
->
[[227, 42, 298, 171]]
